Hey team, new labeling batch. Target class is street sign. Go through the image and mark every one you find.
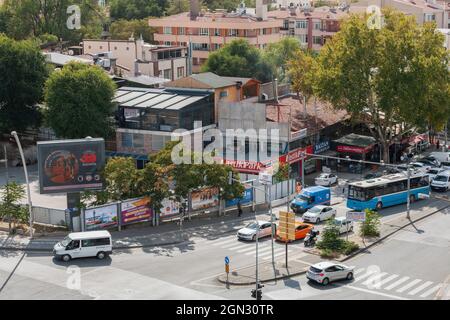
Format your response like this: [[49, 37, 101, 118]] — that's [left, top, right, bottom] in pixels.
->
[[278, 211, 296, 240], [224, 256, 230, 265], [259, 172, 272, 185], [346, 211, 366, 222]]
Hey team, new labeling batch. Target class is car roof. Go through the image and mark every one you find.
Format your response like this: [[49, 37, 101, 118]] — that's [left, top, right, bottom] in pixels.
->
[[436, 170, 450, 176], [311, 205, 327, 209], [312, 261, 336, 269], [68, 231, 111, 240], [334, 216, 347, 222]]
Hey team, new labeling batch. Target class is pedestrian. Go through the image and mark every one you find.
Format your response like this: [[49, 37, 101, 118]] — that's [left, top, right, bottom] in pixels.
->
[[437, 140, 440, 150], [237, 200, 242, 217]]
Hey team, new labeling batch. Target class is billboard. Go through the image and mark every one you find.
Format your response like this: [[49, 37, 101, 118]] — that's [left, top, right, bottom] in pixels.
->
[[226, 186, 253, 208], [37, 138, 105, 194], [190, 187, 219, 211], [160, 198, 182, 218], [85, 203, 118, 230], [121, 197, 152, 225]]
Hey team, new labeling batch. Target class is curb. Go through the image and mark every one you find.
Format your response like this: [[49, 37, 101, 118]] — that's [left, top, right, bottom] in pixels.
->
[[339, 203, 450, 262], [217, 268, 309, 286]]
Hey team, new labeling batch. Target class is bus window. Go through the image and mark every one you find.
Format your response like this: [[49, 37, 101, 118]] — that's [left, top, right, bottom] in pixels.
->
[[348, 186, 367, 201]]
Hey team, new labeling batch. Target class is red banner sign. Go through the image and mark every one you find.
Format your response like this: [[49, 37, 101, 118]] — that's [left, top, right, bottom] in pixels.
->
[[336, 145, 371, 154]]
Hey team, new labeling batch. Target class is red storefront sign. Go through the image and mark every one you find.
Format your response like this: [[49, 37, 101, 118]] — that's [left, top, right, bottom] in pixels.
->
[[336, 145, 372, 154], [279, 145, 314, 164]]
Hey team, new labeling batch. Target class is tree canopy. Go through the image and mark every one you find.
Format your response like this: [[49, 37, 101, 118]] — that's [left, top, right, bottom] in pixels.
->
[[263, 37, 302, 83], [109, 19, 156, 43], [44, 62, 117, 139], [311, 9, 450, 162], [109, 0, 168, 20], [202, 39, 272, 82], [0, 35, 49, 133]]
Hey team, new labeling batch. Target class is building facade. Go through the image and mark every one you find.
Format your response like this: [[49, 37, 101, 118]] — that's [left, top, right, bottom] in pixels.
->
[[82, 38, 188, 80]]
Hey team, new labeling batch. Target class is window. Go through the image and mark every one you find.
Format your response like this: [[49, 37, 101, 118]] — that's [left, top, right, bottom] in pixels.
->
[[283, 20, 289, 29], [424, 13, 436, 22], [312, 36, 322, 45], [262, 28, 267, 35], [163, 69, 171, 79], [177, 66, 184, 78], [121, 133, 144, 148], [126, 47, 129, 51], [67, 240, 80, 250], [114, 46, 117, 50], [179, 27, 185, 35], [99, 46, 103, 49], [199, 28, 209, 36], [228, 29, 237, 36], [82, 238, 110, 247], [163, 27, 172, 34], [296, 20, 308, 29], [164, 41, 171, 46], [298, 34, 307, 43], [219, 90, 228, 98], [214, 28, 220, 36], [313, 21, 322, 30]]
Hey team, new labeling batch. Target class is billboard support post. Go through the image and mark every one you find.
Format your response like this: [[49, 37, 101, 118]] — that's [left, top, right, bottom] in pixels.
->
[[118, 202, 122, 232], [81, 208, 85, 232]]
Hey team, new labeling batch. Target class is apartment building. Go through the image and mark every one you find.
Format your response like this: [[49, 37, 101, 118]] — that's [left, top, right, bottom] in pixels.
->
[[82, 38, 188, 80], [148, 0, 283, 72]]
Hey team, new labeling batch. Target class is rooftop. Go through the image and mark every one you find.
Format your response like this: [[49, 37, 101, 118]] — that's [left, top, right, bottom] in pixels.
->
[[265, 96, 348, 133], [43, 52, 93, 66], [333, 133, 377, 147]]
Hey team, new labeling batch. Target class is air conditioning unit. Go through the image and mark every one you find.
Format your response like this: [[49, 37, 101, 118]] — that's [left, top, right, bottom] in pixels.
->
[[261, 93, 269, 101]]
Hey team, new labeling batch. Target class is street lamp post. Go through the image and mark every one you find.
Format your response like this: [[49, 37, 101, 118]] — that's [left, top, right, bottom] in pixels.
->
[[406, 165, 411, 219], [11, 131, 33, 238]]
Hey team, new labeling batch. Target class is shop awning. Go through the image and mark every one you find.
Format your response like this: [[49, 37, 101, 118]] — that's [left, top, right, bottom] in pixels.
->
[[333, 133, 377, 154]]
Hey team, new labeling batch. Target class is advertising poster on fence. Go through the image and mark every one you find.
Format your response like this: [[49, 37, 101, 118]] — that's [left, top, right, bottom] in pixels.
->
[[121, 197, 152, 225], [85, 204, 118, 230], [191, 187, 219, 211], [160, 198, 182, 218], [226, 186, 253, 207]]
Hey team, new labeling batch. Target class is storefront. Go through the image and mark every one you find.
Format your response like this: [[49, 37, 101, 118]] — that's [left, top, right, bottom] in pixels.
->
[[333, 134, 377, 172]]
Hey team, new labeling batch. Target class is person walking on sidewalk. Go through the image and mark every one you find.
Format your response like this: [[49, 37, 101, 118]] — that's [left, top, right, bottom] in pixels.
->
[[237, 200, 242, 217]]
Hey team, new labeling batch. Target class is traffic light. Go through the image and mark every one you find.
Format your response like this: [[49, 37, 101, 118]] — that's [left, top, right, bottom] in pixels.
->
[[251, 289, 262, 300]]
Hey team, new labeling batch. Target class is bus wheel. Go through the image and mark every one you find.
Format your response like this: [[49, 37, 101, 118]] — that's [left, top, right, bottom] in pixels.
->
[[376, 202, 383, 211]]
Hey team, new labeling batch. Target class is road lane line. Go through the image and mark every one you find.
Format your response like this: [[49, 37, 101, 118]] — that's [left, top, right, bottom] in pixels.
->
[[226, 243, 253, 251], [252, 247, 282, 257], [420, 284, 443, 298], [361, 272, 388, 287], [342, 284, 409, 300], [220, 241, 247, 249], [211, 238, 238, 246], [238, 245, 267, 253], [396, 279, 422, 293], [373, 274, 399, 289], [408, 281, 434, 296], [384, 276, 410, 291]]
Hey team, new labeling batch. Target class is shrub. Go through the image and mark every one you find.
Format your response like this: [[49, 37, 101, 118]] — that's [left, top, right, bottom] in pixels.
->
[[359, 209, 381, 237], [342, 241, 360, 255]]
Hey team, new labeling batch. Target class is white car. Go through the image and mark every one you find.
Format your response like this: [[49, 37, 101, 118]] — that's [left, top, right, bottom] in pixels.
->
[[302, 205, 336, 224], [431, 171, 450, 191], [237, 221, 275, 241], [427, 168, 445, 182], [410, 162, 431, 172], [306, 262, 355, 285], [315, 173, 338, 186], [326, 217, 354, 234]]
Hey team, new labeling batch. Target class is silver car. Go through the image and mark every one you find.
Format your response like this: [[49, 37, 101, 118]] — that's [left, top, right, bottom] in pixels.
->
[[237, 221, 275, 241], [306, 262, 354, 285]]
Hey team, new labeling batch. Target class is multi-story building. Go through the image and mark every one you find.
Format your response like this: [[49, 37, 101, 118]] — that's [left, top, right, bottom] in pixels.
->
[[82, 38, 188, 80], [148, 0, 283, 72]]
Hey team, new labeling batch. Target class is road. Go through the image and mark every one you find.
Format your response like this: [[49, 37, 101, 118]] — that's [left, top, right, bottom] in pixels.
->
[[0, 192, 449, 300]]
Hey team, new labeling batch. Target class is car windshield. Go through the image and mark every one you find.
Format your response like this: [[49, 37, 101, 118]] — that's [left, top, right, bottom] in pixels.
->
[[318, 174, 328, 178], [245, 222, 259, 230], [61, 236, 71, 247], [331, 219, 343, 225], [429, 169, 440, 174], [296, 194, 310, 202], [434, 175, 448, 182], [308, 207, 322, 213]]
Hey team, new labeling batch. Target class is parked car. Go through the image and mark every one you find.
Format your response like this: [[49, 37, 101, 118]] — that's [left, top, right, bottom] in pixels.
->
[[325, 217, 354, 234], [427, 168, 445, 182], [410, 162, 432, 172], [290, 186, 331, 214], [315, 173, 338, 187], [417, 157, 440, 168], [430, 171, 450, 192], [302, 205, 336, 224], [275, 222, 314, 242], [306, 262, 355, 285], [53, 231, 112, 262], [429, 152, 450, 163], [441, 161, 450, 170], [237, 221, 275, 241]]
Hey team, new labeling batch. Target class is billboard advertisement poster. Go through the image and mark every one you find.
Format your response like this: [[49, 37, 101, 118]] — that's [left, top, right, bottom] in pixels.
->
[[226, 186, 253, 208], [121, 197, 152, 225], [37, 138, 105, 194], [191, 187, 219, 211], [160, 198, 182, 218], [85, 204, 118, 230]]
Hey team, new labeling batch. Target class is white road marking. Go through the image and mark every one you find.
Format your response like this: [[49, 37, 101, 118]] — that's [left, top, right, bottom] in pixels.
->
[[245, 246, 276, 256], [354, 268, 366, 275], [257, 248, 285, 258], [408, 281, 434, 296], [211, 238, 237, 246], [373, 274, 399, 289], [384, 276, 410, 291], [361, 272, 388, 286], [342, 284, 409, 300], [238, 245, 264, 254], [420, 284, 443, 298], [396, 279, 422, 293], [220, 241, 246, 249], [353, 270, 379, 283], [226, 243, 252, 251]]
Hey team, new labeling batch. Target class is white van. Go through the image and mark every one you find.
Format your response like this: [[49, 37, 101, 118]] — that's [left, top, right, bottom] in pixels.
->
[[429, 152, 450, 163], [430, 171, 450, 192], [53, 231, 112, 262]]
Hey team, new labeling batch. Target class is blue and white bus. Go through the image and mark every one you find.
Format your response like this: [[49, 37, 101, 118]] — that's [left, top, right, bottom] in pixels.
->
[[346, 173, 430, 211]]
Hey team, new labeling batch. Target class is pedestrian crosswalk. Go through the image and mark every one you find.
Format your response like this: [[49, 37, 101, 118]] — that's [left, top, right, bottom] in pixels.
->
[[205, 234, 304, 261], [351, 267, 443, 299]]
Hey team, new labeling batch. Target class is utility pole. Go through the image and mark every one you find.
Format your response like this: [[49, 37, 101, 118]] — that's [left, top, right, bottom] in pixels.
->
[[406, 165, 411, 219], [1, 145, 8, 182], [287, 105, 292, 213]]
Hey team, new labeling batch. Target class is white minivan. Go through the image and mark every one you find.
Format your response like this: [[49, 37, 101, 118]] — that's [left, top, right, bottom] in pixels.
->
[[53, 231, 112, 262], [431, 171, 450, 192]]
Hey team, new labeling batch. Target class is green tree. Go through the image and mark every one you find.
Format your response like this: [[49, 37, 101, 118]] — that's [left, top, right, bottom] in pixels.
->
[[202, 39, 272, 82], [263, 37, 301, 83], [0, 35, 48, 133], [109, 0, 167, 20], [44, 62, 117, 139], [360, 209, 381, 238], [273, 162, 289, 183], [109, 19, 156, 43], [166, 0, 190, 15], [313, 9, 450, 163], [0, 182, 27, 233], [203, 0, 255, 12], [288, 49, 316, 112]]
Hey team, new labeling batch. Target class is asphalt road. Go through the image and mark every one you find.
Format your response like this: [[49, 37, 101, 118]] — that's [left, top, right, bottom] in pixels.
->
[[0, 193, 449, 300]]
